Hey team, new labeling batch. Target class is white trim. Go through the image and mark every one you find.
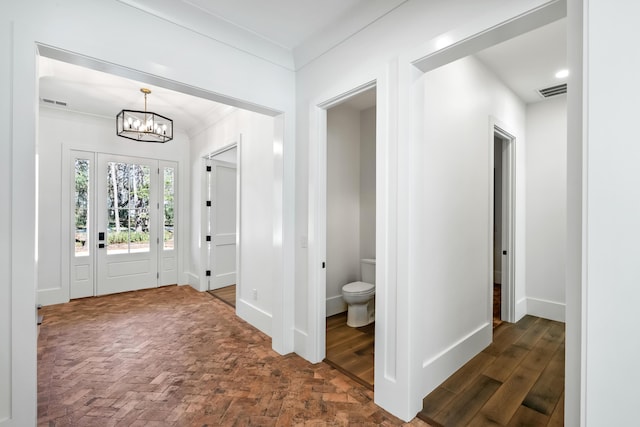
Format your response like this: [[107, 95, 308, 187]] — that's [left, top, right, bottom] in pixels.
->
[[235, 139, 243, 316], [186, 272, 199, 289], [326, 295, 347, 317], [416, 322, 492, 413], [516, 297, 528, 321], [37, 44, 285, 118], [271, 115, 293, 355], [410, 0, 566, 73], [6, 28, 38, 426], [293, 327, 309, 357], [307, 101, 327, 364], [527, 297, 566, 322], [422, 322, 491, 368], [236, 298, 272, 337]]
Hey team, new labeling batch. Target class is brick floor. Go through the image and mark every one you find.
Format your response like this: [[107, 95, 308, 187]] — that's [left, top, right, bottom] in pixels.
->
[[38, 285, 430, 426]]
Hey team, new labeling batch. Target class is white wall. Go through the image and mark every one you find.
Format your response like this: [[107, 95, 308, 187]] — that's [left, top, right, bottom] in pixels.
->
[[296, 0, 554, 420], [0, 17, 13, 423], [410, 54, 526, 409], [360, 106, 377, 260], [574, 1, 640, 424], [326, 105, 361, 316], [190, 109, 276, 336], [37, 107, 190, 305], [2, 0, 295, 422], [525, 96, 567, 322]]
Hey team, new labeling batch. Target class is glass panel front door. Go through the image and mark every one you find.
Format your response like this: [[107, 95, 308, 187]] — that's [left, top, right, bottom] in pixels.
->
[[96, 154, 158, 296]]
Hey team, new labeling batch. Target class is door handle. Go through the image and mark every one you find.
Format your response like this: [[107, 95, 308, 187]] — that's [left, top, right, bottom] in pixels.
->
[[98, 243, 105, 249], [98, 232, 105, 241]]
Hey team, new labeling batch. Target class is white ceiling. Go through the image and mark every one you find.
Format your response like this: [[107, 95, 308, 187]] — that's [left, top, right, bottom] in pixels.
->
[[117, 0, 407, 69], [184, 0, 379, 50], [38, 9, 566, 132], [475, 18, 567, 104], [39, 56, 235, 135]]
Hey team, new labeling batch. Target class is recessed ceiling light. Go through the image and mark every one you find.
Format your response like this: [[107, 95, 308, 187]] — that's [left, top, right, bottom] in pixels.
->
[[555, 69, 569, 79]]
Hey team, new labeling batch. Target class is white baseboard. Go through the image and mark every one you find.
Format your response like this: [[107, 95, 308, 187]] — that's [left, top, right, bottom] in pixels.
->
[[236, 298, 272, 337], [37, 288, 68, 306], [416, 322, 492, 413], [185, 272, 201, 292], [186, 272, 198, 284], [515, 297, 528, 322], [326, 295, 347, 317], [527, 297, 565, 322], [293, 327, 310, 360]]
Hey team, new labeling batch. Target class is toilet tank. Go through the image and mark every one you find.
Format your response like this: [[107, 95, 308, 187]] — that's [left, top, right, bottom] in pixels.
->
[[360, 258, 376, 284]]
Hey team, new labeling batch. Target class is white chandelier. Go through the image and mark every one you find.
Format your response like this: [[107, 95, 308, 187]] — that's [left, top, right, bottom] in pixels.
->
[[116, 88, 173, 143]]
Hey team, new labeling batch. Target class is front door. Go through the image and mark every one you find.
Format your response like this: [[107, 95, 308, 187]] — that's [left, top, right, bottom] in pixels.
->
[[70, 151, 178, 298], [96, 154, 159, 296]]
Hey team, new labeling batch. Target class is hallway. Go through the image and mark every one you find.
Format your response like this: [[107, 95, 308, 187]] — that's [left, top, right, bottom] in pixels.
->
[[37, 286, 428, 426]]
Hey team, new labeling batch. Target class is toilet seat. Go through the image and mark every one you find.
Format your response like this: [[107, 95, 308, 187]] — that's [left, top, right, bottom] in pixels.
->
[[343, 281, 375, 295]]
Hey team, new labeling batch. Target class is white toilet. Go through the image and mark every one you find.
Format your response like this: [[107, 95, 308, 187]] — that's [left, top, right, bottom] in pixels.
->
[[342, 258, 376, 327]]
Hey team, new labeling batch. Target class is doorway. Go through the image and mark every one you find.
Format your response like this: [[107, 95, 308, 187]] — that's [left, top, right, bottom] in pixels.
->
[[323, 86, 377, 389], [492, 126, 516, 325], [204, 144, 239, 307], [70, 151, 177, 298]]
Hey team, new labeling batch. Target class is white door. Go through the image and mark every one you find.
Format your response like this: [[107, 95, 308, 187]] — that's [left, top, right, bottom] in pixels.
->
[[70, 152, 95, 299], [159, 161, 178, 286], [209, 160, 237, 290], [96, 154, 159, 295]]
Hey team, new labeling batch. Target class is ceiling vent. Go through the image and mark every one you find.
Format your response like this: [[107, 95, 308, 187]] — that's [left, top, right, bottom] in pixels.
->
[[537, 83, 567, 98], [41, 98, 67, 107]]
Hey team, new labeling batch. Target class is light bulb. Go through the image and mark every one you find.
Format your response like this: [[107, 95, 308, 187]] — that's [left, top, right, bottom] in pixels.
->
[[555, 69, 569, 79]]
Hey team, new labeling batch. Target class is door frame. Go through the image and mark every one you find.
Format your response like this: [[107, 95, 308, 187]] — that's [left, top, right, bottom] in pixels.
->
[[201, 142, 241, 305], [491, 123, 517, 323], [64, 149, 178, 299], [308, 80, 377, 364]]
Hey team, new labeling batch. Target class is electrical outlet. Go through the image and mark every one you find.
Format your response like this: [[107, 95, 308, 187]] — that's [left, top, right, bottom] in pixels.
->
[[252, 289, 258, 300]]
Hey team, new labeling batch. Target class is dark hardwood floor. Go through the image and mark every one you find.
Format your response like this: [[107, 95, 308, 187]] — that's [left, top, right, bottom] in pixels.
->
[[207, 284, 236, 308], [494, 283, 502, 329], [419, 315, 565, 426], [325, 312, 375, 390]]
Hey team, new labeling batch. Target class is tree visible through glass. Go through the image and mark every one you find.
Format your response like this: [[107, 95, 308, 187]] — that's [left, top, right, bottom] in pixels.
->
[[74, 159, 90, 256], [106, 162, 151, 254], [164, 167, 175, 250]]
